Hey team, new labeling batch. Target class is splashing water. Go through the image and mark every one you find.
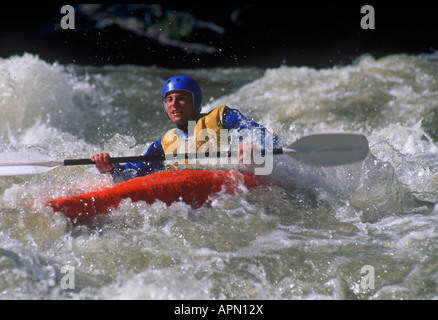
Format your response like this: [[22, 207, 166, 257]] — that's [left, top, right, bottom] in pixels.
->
[[1, 53, 438, 299]]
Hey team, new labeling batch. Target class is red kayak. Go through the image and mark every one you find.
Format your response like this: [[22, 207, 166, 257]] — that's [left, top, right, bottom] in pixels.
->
[[47, 169, 263, 224]]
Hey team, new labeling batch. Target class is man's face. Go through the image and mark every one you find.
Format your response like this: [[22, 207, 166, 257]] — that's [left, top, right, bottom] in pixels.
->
[[164, 90, 194, 126]]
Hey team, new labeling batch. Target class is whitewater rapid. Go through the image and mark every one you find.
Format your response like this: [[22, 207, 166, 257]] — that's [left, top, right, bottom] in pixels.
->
[[1, 53, 438, 299]]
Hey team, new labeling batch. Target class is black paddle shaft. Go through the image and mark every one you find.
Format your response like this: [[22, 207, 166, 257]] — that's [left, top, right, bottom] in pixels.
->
[[63, 149, 284, 167]]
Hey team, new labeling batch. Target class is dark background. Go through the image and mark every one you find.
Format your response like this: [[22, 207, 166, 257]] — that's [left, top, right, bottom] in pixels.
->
[[1, 3, 437, 68]]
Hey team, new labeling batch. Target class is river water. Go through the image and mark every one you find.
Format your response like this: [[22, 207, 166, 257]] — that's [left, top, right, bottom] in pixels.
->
[[1, 52, 438, 299]]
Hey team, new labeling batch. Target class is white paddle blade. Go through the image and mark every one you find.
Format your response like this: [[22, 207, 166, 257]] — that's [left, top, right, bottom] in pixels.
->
[[286, 133, 370, 166], [0, 152, 62, 176], [0, 164, 61, 176]]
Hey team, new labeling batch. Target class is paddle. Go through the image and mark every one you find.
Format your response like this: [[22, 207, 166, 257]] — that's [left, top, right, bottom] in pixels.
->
[[0, 133, 369, 176]]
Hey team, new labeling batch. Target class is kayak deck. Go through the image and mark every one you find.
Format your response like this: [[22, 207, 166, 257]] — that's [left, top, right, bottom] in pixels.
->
[[47, 169, 263, 224]]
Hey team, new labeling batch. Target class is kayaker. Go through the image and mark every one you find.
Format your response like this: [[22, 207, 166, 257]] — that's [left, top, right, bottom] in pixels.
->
[[91, 75, 282, 181]]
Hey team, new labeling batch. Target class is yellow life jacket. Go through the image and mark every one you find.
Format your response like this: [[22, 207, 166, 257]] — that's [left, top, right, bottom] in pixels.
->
[[161, 105, 229, 168]]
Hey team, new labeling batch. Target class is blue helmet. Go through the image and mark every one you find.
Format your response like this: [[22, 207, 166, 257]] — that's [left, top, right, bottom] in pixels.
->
[[161, 75, 203, 114]]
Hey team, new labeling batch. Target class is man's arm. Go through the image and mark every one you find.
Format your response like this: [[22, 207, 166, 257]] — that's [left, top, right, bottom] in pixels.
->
[[92, 140, 166, 182]]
